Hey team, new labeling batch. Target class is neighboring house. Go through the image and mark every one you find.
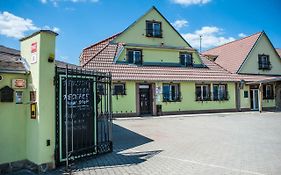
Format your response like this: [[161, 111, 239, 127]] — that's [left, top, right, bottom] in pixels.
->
[[203, 31, 281, 111], [80, 6, 280, 116]]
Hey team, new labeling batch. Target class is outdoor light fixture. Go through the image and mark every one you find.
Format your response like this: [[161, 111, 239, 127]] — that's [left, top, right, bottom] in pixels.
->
[[48, 53, 55, 63]]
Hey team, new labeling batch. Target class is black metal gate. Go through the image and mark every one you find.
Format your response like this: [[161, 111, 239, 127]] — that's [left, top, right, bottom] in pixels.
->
[[55, 66, 112, 165]]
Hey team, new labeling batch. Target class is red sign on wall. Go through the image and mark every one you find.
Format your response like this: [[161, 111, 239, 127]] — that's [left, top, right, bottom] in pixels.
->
[[31, 42, 37, 53]]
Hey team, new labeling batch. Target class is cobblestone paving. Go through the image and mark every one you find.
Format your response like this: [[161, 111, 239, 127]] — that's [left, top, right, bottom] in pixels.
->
[[12, 112, 281, 175]]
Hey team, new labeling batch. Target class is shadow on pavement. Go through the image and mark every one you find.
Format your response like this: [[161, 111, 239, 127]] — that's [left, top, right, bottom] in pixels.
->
[[44, 123, 160, 174]]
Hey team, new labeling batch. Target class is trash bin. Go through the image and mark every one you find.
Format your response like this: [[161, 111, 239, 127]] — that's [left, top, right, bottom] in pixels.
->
[[156, 105, 162, 116]]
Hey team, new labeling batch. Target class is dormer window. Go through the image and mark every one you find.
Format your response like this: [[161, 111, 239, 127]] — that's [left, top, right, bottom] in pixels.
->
[[127, 49, 142, 65], [146, 21, 162, 38], [180, 52, 193, 67], [258, 54, 271, 70]]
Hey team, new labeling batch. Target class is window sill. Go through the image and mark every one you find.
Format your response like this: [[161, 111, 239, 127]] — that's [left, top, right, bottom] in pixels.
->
[[263, 98, 274, 100], [163, 100, 181, 103], [146, 35, 163, 38]]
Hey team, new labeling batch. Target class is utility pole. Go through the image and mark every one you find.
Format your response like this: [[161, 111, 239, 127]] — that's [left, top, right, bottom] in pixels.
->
[[199, 35, 202, 53]]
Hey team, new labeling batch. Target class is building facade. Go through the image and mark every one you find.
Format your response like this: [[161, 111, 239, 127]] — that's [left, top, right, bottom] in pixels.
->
[[80, 6, 281, 117]]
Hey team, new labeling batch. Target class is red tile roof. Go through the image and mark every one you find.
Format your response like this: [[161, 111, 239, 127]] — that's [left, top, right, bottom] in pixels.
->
[[276, 48, 281, 58], [80, 33, 277, 83], [202, 32, 262, 73]]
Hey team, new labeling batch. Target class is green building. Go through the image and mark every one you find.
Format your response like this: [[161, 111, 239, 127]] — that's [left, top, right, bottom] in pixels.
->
[[0, 30, 112, 172], [80, 6, 281, 116]]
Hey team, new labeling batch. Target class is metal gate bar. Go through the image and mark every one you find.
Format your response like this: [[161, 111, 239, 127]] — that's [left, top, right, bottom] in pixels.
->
[[55, 66, 112, 166]]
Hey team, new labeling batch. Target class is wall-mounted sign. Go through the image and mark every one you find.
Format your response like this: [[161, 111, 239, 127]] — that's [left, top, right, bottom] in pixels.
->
[[30, 103, 37, 119], [30, 91, 36, 102], [31, 53, 37, 64], [31, 42, 37, 53], [12, 79, 26, 89], [15, 91, 23, 104]]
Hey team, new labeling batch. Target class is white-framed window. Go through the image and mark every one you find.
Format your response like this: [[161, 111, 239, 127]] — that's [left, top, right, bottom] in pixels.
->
[[263, 84, 274, 99], [146, 21, 162, 38], [180, 52, 193, 67], [127, 49, 142, 65], [213, 84, 228, 101], [258, 54, 271, 70], [195, 84, 210, 101], [163, 83, 180, 102]]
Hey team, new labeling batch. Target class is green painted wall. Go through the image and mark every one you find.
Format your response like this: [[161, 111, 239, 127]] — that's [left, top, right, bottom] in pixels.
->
[[113, 8, 191, 48], [157, 82, 236, 112], [239, 33, 281, 75], [0, 73, 28, 164], [20, 31, 56, 165], [117, 47, 202, 64], [240, 85, 276, 109], [112, 81, 136, 114], [111, 81, 237, 114], [240, 85, 250, 109]]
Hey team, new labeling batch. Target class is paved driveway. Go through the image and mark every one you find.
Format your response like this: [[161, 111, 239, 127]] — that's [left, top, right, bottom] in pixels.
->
[[14, 112, 281, 175]]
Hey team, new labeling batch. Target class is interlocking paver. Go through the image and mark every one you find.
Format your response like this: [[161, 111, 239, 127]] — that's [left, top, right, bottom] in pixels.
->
[[9, 112, 281, 175]]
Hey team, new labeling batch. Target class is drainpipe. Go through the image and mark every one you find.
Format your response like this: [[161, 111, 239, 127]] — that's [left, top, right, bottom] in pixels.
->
[[259, 83, 263, 113]]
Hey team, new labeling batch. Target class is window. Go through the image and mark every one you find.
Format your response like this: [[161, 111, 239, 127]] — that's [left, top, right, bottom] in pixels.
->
[[195, 84, 211, 101], [97, 83, 105, 95], [244, 91, 249, 98], [163, 83, 180, 102], [180, 52, 193, 67], [263, 84, 274, 99], [146, 21, 162, 38], [127, 49, 142, 65], [113, 83, 126, 95], [258, 54, 271, 70], [213, 84, 228, 101]]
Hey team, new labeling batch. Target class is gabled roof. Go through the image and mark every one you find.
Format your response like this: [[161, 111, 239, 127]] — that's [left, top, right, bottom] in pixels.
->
[[112, 6, 192, 48], [0, 45, 26, 73], [276, 48, 281, 58], [202, 32, 262, 73], [80, 36, 276, 82]]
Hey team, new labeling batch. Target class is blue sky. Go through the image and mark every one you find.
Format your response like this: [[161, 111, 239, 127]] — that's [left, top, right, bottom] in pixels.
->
[[1, 0, 280, 64]]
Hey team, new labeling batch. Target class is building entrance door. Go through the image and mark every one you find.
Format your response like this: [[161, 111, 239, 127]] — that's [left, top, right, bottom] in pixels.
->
[[139, 84, 152, 115], [250, 89, 259, 110]]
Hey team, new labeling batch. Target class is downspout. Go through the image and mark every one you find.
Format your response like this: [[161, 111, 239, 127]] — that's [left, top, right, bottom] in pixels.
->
[[236, 82, 241, 111], [259, 83, 263, 113]]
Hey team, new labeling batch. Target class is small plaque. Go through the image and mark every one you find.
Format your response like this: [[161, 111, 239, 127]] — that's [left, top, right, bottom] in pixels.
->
[[15, 91, 23, 104], [30, 91, 36, 102], [31, 53, 37, 64], [31, 42, 37, 53], [12, 79, 26, 89]]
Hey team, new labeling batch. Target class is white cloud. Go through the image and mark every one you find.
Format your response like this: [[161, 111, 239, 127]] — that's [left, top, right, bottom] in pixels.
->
[[0, 11, 39, 39], [43, 25, 60, 33], [171, 0, 211, 6], [172, 19, 188, 30], [181, 26, 235, 49], [238, 33, 247, 38], [40, 0, 99, 6], [0, 11, 60, 39]]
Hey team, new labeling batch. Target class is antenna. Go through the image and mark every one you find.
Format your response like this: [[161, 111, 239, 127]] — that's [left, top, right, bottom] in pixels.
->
[[199, 35, 202, 53]]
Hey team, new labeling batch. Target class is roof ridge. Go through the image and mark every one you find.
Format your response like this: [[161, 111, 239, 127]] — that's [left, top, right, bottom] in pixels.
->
[[203, 31, 262, 53], [82, 32, 121, 51]]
